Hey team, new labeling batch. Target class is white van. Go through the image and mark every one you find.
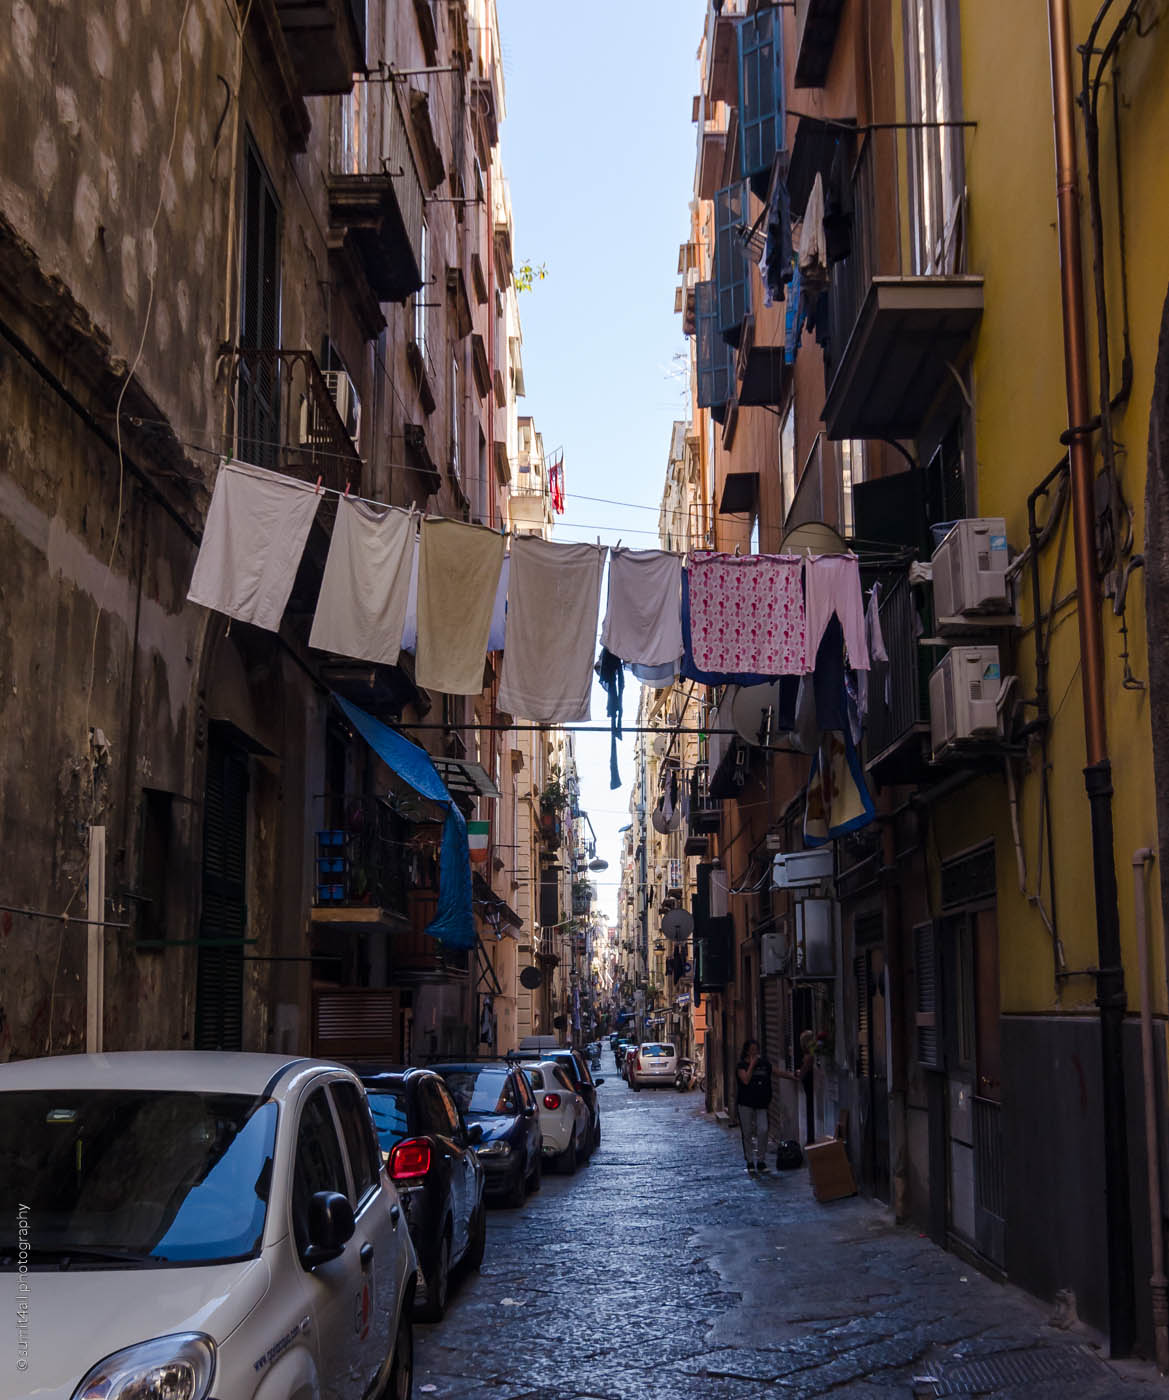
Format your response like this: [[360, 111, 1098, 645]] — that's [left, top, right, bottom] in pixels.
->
[[630, 1042, 679, 1089]]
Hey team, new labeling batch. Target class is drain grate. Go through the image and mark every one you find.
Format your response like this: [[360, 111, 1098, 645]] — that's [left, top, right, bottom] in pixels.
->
[[917, 1345, 1109, 1395]]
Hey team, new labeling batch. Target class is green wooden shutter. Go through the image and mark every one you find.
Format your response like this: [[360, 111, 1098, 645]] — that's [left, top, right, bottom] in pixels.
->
[[713, 181, 750, 345], [195, 729, 249, 1051], [695, 279, 734, 416], [913, 921, 943, 1070], [738, 6, 785, 195]]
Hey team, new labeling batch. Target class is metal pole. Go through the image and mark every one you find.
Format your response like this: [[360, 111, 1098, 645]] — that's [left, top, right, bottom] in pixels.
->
[[86, 826, 106, 1054], [1048, 0, 1135, 1355]]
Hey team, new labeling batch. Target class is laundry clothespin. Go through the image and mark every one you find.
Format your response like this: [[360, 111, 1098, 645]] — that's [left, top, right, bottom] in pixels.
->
[[314, 475, 323, 495]]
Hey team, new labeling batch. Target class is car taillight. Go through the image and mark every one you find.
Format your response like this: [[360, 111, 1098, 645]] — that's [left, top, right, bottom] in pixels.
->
[[389, 1138, 432, 1180], [543, 1093, 561, 1110]]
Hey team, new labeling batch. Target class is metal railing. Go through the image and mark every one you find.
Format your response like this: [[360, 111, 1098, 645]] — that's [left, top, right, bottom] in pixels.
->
[[973, 1095, 1005, 1222], [313, 794, 436, 916], [233, 348, 360, 490]]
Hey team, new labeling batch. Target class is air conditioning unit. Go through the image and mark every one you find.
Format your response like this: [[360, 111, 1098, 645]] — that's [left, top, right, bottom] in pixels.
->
[[932, 518, 1011, 618], [771, 848, 834, 889], [761, 932, 790, 976], [929, 646, 1004, 756], [300, 370, 361, 448]]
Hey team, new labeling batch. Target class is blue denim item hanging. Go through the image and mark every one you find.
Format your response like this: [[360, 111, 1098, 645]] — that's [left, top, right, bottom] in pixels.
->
[[597, 647, 624, 790]]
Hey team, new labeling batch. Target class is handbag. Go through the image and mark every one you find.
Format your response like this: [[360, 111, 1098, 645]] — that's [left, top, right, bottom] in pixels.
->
[[775, 1139, 804, 1171]]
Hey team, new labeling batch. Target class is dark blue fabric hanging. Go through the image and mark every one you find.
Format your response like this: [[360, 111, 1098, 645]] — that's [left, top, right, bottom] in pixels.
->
[[335, 696, 474, 949], [597, 648, 624, 790]]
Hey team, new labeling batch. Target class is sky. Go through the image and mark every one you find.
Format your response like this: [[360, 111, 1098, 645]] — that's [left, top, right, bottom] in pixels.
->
[[496, 0, 708, 924]]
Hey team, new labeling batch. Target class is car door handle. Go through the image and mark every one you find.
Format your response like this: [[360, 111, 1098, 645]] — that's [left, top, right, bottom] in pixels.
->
[[360, 1242, 375, 1270], [388, 1204, 401, 1227]]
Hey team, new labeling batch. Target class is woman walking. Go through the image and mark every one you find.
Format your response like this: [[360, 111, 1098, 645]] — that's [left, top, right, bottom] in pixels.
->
[[735, 1039, 772, 1174]]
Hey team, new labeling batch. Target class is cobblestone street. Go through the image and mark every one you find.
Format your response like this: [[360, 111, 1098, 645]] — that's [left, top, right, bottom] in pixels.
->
[[415, 1061, 1162, 1399]]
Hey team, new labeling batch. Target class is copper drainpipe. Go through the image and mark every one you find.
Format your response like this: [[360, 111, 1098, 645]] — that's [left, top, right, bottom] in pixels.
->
[[1047, 0, 1136, 1355], [1133, 849, 1168, 1372]]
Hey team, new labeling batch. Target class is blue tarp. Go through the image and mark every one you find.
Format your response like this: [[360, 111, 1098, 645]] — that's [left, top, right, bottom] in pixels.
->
[[335, 696, 474, 949]]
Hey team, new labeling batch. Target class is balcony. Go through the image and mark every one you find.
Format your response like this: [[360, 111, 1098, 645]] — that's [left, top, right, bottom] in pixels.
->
[[310, 795, 420, 932], [794, 0, 846, 88], [822, 129, 983, 443], [703, 1, 744, 107], [686, 766, 721, 854], [232, 347, 361, 490], [509, 481, 552, 536], [327, 83, 424, 305], [273, 0, 365, 95], [697, 107, 729, 201], [863, 569, 935, 784]]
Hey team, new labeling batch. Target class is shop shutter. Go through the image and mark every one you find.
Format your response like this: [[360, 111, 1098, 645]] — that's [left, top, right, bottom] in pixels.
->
[[713, 181, 751, 345], [695, 280, 734, 412], [738, 6, 785, 193], [195, 730, 249, 1050], [854, 952, 870, 1077], [913, 920, 943, 1070]]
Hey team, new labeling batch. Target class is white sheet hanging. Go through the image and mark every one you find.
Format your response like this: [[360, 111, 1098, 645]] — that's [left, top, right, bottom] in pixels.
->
[[187, 460, 320, 632], [600, 547, 684, 666], [498, 537, 606, 723], [308, 498, 415, 665]]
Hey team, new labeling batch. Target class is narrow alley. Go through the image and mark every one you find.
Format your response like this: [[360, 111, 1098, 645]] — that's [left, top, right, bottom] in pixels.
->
[[415, 1065, 1159, 1399]]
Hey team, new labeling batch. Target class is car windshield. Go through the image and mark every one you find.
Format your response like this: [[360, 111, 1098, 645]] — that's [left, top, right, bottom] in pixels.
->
[[366, 1090, 410, 1157], [521, 1068, 544, 1091], [642, 1044, 675, 1056], [0, 1090, 276, 1268], [440, 1069, 513, 1117]]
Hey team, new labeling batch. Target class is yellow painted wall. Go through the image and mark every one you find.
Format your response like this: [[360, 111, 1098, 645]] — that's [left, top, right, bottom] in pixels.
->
[[950, 0, 1169, 1015]]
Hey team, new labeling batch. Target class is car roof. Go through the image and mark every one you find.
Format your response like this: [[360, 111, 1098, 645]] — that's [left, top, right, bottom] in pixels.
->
[[0, 1051, 324, 1096], [429, 1061, 511, 1072]]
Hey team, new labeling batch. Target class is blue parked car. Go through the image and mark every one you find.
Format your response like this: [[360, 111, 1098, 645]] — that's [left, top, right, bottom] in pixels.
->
[[430, 1061, 542, 1208]]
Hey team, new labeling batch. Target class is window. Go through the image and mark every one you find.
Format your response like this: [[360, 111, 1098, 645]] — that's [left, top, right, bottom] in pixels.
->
[[477, 429, 488, 522], [905, 0, 964, 274], [522, 1068, 545, 1091], [434, 1081, 464, 1138], [779, 403, 796, 523], [413, 221, 429, 357], [553, 1067, 575, 1093], [713, 182, 750, 343], [366, 1090, 409, 1157], [330, 1080, 380, 1205], [738, 5, 785, 190], [237, 136, 281, 469], [695, 280, 735, 413], [292, 1089, 349, 1255], [839, 439, 865, 538]]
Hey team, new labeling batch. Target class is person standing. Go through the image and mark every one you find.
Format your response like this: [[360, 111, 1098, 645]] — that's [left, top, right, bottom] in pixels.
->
[[778, 1029, 816, 1144], [736, 1039, 772, 1175]]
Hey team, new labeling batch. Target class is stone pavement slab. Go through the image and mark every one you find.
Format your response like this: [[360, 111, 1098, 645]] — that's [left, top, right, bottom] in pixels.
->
[[413, 1059, 1162, 1399]]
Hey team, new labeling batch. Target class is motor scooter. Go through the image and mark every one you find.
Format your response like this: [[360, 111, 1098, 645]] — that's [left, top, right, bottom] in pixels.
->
[[674, 1057, 694, 1091]]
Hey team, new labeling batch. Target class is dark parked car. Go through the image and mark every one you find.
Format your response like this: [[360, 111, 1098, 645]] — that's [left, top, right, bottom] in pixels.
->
[[355, 1066, 486, 1322], [512, 1047, 603, 1151], [431, 1061, 542, 1208]]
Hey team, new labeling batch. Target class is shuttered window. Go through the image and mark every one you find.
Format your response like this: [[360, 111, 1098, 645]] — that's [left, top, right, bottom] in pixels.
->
[[195, 728, 249, 1051], [738, 6, 785, 192], [713, 182, 751, 345], [237, 137, 282, 469], [695, 280, 734, 413], [913, 920, 942, 1070], [854, 953, 871, 1078]]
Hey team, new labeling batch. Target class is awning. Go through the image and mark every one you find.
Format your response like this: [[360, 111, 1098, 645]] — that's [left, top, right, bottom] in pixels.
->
[[335, 696, 474, 949], [473, 872, 523, 937], [432, 756, 501, 800]]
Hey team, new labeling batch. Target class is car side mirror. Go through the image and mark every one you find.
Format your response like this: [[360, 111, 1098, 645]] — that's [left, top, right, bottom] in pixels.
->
[[594, 1077, 605, 1086], [522, 1105, 536, 1118], [467, 1122, 484, 1144], [302, 1190, 355, 1267]]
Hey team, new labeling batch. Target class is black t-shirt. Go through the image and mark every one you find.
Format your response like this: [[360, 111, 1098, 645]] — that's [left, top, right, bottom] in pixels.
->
[[737, 1056, 772, 1109]]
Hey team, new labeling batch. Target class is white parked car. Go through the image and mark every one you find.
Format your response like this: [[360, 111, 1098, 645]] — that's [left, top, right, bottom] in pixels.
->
[[518, 1060, 591, 1174], [0, 1051, 416, 1400], [630, 1042, 679, 1090]]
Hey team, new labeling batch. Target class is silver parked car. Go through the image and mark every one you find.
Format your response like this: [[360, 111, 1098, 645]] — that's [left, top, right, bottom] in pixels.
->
[[630, 1042, 678, 1090]]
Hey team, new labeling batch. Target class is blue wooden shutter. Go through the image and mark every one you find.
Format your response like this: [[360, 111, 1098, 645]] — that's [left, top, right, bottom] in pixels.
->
[[695, 279, 734, 415], [738, 6, 785, 192], [713, 181, 750, 345]]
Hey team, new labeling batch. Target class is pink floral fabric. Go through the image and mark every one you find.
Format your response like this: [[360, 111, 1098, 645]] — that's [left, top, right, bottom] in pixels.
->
[[687, 552, 806, 675]]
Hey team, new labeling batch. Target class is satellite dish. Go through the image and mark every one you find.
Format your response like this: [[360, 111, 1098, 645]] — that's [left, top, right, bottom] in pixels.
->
[[519, 965, 543, 990], [661, 907, 694, 942], [651, 804, 680, 834], [780, 521, 846, 557], [731, 681, 784, 748]]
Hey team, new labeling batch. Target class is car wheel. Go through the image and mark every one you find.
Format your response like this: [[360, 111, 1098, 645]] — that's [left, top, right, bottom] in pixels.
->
[[526, 1151, 542, 1193], [592, 1120, 601, 1150], [576, 1130, 590, 1166], [415, 1229, 451, 1323], [464, 1203, 486, 1271], [557, 1128, 578, 1175], [632, 1080, 642, 1092], [381, 1309, 413, 1400]]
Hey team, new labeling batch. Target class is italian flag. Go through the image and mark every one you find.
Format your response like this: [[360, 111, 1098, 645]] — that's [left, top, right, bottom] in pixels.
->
[[467, 820, 490, 863]]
